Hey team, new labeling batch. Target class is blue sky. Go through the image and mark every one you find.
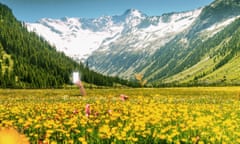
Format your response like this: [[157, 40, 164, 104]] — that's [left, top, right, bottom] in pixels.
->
[[1, 0, 214, 22]]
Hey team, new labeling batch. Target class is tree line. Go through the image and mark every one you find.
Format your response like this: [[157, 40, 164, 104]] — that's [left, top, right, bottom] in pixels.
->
[[0, 3, 138, 88]]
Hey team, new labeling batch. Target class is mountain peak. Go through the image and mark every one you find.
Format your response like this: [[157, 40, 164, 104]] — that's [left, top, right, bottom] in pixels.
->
[[209, 0, 240, 8], [123, 9, 147, 18]]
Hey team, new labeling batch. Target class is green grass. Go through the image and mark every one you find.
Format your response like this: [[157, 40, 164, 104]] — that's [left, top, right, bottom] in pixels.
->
[[201, 55, 240, 84]]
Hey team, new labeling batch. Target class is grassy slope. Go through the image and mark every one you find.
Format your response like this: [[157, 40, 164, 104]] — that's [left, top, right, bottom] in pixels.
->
[[163, 52, 240, 85], [162, 56, 214, 84], [160, 19, 240, 85], [200, 54, 240, 84]]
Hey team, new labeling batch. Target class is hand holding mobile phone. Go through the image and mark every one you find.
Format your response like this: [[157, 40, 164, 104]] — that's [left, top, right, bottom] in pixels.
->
[[72, 72, 80, 84]]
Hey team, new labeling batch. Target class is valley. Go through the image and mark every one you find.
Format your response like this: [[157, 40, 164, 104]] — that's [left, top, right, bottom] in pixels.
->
[[26, 0, 240, 86]]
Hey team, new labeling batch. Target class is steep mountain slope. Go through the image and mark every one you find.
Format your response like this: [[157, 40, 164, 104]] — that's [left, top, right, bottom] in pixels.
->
[[27, 9, 202, 62], [188, 0, 240, 37], [26, 0, 240, 86], [158, 18, 240, 86], [0, 3, 133, 88], [87, 9, 202, 79], [142, 0, 240, 86], [87, 0, 240, 86], [27, 17, 123, 62]]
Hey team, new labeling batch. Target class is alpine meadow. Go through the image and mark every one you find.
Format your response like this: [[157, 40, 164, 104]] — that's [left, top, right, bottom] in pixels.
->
[[1, 0, 240, 143]]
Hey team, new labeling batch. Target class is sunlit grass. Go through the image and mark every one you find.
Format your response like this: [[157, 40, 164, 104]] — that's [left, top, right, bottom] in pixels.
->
[[0, 87, 240, 143]]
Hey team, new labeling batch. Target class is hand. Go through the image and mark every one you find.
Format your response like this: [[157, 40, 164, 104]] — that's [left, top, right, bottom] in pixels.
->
[[75, 80, 83, 87], [75, 80, 86, 96]]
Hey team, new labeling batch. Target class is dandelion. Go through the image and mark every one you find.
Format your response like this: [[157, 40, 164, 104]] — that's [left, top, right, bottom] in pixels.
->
[[50, 141, 57, 144], [78, 137, 87, 144], [87, 128, 93, 133], [132, 137, 138, 142]]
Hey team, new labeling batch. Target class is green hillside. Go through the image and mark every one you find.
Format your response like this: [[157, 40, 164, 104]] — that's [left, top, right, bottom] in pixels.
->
[[2, 0, 240, 88], [133, 0, 240, 86], [0, 3, 135, 88], [155, 17, 240, 86]]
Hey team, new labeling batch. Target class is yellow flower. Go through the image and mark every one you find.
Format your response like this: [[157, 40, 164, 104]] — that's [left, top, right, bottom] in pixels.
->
[[87, 128, 93, 133], [78, 137, 87, 144], [131, 137, 138, 142], [50, 141, 57, 144]]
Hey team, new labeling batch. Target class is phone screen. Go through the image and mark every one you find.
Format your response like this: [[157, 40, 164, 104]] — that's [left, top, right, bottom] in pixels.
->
[[72, 72, 80, 83]]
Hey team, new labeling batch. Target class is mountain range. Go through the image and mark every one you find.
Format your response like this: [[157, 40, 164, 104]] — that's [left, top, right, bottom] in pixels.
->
[[27, 0, 240, 86], [0, 3, 135, 88]]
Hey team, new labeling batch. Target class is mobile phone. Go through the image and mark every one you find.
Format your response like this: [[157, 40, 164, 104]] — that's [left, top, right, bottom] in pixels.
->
[[72, 72, 80, 83]]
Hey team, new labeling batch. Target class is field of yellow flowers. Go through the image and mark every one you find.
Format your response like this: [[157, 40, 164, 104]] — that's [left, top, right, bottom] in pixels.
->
[[1, 87, 240, 144]]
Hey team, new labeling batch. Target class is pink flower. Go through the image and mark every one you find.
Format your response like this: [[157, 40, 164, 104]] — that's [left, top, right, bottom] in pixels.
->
[[120, 94, 128, 101], [85, 104, 91, 117]]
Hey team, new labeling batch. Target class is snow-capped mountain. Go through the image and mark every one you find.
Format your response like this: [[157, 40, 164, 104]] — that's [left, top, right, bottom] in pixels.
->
[[26, 8, 201, 62], [87, 9, 206, 79], [27, 17, 122, 61], [27, 0, 240, 84]]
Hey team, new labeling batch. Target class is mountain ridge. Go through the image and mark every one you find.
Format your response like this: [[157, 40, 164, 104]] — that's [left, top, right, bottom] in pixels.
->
[[27, 8, 202, 62], [0, 3, 135, 88], [26, 0, 240, 86]]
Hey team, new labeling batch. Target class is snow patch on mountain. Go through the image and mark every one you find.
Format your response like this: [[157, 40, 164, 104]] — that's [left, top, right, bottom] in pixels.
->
[[203, 16, 240, 37], [26, 8, 202, 62], [96, 8, 203, 54], [27, 17, 124, 61]]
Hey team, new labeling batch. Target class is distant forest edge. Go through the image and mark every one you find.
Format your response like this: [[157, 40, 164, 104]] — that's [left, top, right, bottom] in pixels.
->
[[1, 2, 240, 89], [0, 3, 138, 88]]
